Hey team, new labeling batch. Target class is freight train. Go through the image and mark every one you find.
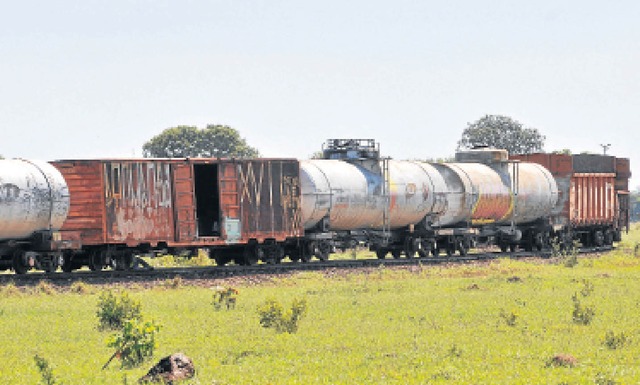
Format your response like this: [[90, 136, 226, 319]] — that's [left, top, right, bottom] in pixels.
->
[[0, 139, 631, 273]]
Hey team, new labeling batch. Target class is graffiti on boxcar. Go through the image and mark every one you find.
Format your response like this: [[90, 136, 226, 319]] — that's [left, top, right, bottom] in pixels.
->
[[119, 163, 173, 209], [238, 161, 265, 206], [105, 162, 174, 242], [281, 174, 302, 233]]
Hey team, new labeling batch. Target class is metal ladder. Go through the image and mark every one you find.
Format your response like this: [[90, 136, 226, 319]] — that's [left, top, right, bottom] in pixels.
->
[[381, 157, 391, 245]]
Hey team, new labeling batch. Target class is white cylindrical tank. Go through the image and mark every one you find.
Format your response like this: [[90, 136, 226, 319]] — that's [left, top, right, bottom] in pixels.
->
[[300, 159, 447, 231], [0, 159, 70, 241], [430, 157, 558, 227], [500, 162, 558, 224]]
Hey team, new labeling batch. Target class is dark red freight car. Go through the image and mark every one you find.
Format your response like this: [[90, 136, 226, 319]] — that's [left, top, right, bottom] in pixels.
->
[[50, 158, 302, 271], [510, 153, 630, 246]]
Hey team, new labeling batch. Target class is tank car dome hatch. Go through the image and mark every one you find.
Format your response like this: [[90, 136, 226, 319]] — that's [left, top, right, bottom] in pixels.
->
[[0, 159, 70, 241], [455, 148, 509, 164], [321, 139, 380, 160]]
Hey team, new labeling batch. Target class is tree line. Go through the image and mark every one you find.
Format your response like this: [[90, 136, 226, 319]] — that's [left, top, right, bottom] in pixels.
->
[[143, 114, 547, 159]]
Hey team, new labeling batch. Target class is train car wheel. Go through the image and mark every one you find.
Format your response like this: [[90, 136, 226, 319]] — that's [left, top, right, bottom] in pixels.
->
[[509, 244, 517, 252], [315, 241, 331, 261], [88, 251, 104, 271], [43, 259, 58, 274], [604, 230, 614, 246], [534, 233, 545, 251], [593, 230, 604, 247], [392, 249, 402, 259], [287, 246, 301, 262], [115, 252, 134, 271], [12, 249, 29, 275], [243, 244, 260, 266], [457, 240, 468, 256], [265, 245, 284, 264], [418, 240, 432, 258], [300, 251, 311, 263], [404, 237, 419, 258], [376, 248, 388, 259], [431, 246, 440, 257], [61, 255, 75, 273]]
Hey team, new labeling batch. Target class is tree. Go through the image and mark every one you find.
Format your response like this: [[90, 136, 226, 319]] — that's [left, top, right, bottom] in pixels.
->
[[457, 115, 545, 155], [142, 125, 260, 158]]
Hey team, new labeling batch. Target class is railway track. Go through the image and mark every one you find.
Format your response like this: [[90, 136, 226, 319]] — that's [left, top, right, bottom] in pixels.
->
[[0, 246, 613, 286]]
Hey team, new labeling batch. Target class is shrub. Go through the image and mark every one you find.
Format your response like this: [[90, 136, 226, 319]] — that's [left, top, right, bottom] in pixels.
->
[[97, 290, 142, 330], [552, 238, 579, 267], [603, 330, 628, 350], [104, 319, 161, 369], [571, 293, 595, 325], [580, 279, 595, 297], [164, 276, 183, 289], [33, 281, 57, 295], [257, 297, 307, 333], [69, 281, 91, 294], [595, 372, 618, 385], [34, 354, 62, 385], [0, 282, 21, 296], [499, 309, 519, 327], [212, 286, 239, 310]]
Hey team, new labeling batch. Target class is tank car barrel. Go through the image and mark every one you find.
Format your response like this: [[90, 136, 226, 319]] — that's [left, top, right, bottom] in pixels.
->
[[0, 159, 70, 241]]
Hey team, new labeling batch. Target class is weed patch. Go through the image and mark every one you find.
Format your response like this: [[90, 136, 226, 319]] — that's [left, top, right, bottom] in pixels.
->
[[96, 290, 142, 330], [603, 330, 628, 350], [69, 281, 91, 294], [571, 293, 595, 325], [257, 297, 307, 333], [33, 280, 57, 295], [212, 286, 239, 310], [34, 354, 63, 385], [104, 319, 161, 369]]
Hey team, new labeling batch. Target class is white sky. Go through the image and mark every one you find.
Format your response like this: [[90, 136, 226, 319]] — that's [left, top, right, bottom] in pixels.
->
[[2, 1, 639, 187]]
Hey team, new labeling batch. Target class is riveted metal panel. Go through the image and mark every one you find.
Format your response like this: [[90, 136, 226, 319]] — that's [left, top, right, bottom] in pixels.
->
[[615, 158, 631, 191], [570, 173, 616, 225], [236, 159, 302, 241], [51, 160, 104, 245], [172, 162, 197, 242], [573, 154, 615, 173]]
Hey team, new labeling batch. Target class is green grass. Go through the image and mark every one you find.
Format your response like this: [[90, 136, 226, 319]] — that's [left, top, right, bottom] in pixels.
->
[[2, 226, 640, 384]]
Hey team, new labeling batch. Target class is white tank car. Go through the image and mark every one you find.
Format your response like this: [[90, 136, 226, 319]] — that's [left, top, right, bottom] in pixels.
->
[[300, 159, 448, 231], [435, 149, 558, 227], [0, 159, 70, 241], [300, 147, 558, 233]]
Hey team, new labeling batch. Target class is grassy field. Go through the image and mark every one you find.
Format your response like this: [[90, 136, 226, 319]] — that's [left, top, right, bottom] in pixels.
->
[[2, 225, 640, 384]]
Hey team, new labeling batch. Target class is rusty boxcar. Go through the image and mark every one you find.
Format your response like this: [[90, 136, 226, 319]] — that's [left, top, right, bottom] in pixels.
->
[[510, 153, 630, 246], [49, 158, 302, 271]]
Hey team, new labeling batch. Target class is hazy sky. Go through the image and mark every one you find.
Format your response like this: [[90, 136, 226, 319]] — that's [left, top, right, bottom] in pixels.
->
[[2, 1, 639, 187]]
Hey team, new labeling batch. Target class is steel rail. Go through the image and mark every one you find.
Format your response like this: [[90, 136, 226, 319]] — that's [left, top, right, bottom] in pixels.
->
[[0, 246, 613, 286]]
